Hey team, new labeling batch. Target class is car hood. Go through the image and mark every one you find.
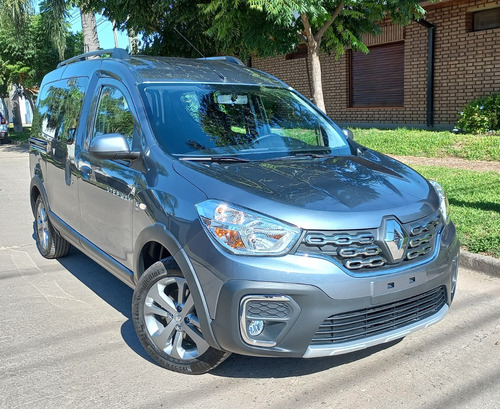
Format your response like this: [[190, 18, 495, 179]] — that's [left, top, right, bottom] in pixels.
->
[[172, 152, 439, 230]]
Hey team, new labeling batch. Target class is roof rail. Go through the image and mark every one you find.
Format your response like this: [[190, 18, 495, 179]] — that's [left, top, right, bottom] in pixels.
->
[[57, 48, 130, 68], [197, 56, 245, 66]]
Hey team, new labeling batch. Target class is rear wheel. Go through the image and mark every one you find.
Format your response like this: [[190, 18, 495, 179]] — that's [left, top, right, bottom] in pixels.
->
[[34, 195, 71, 258], [132, 259, 230, 374]]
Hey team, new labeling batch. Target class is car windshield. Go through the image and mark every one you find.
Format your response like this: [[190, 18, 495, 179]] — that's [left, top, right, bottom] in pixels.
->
[[139, 83, 350, 159]]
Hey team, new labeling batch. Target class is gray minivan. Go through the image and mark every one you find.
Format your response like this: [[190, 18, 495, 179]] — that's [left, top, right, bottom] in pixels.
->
[[29, 49, 459, 374]]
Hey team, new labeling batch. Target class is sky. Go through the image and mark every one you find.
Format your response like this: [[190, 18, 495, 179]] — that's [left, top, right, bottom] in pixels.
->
[[67, 7, 130, 50]]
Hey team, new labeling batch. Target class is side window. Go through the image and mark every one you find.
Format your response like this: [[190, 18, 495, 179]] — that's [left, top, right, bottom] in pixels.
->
[[37, 78, 88, 143], [93, 86, 135, 149]]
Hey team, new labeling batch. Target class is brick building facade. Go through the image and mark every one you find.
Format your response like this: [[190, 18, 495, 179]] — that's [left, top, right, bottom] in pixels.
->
[[252, 0, 500, 129]]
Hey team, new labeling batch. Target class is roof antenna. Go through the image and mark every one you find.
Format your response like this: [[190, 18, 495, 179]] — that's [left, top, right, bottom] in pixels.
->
[[173, 27, 205, 58], [173, 27, 226, 81]]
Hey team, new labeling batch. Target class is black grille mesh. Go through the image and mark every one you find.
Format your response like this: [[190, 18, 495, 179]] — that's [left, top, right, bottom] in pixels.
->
[[246, 301, 291, 319], [310, 286, 447, 345]]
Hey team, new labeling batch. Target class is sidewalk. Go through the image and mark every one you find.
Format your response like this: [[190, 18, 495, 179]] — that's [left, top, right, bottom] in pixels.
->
[[389, 155, 500, 173]]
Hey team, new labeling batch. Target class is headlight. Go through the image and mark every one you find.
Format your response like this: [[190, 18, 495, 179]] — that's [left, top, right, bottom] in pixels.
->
[[196, 200, 301, 255], [428, 180, 450, 222]]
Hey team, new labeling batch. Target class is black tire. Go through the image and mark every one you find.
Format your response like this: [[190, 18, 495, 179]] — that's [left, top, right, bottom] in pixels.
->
[[34, 195, 71, 258], [132, 259, 230, 374]]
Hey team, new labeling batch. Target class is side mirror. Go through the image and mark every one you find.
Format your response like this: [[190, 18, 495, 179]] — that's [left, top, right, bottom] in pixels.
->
[[342, 128, 354, 140], [89, 133, 140, 160]]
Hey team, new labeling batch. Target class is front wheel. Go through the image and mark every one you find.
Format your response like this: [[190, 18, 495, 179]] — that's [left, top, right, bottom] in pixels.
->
[[34, 195, 71, 258], [132, 259, 230, 374]]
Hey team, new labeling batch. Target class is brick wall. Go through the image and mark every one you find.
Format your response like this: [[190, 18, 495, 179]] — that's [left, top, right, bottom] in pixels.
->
[[429, 0, 500, 126], [252, 0, 500, 129]]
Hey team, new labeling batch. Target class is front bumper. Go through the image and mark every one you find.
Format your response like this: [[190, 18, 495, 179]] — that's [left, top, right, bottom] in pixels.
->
[[186, 221, 459, 358]]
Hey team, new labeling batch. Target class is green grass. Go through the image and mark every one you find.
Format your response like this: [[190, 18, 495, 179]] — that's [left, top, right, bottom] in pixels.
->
[[7, 125, 31, 143], [412, 166, 500, 258], [352, 128, 500, 256], [352, 128, 500, 161]]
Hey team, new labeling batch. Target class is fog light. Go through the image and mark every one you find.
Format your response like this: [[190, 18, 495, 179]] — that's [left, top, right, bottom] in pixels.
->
[[240, 295, 300, 347], [248, 320, 264, 336]]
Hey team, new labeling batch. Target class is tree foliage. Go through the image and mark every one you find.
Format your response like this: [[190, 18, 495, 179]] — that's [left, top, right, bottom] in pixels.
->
[[0, 12, 82, 95], [39, 0, 70, 60], [0, 3, 82, 132], [0, 0, 33, 32], [81, 0, 426, 111], [89, 0, 424, 58], [85, 0, 298, 58]]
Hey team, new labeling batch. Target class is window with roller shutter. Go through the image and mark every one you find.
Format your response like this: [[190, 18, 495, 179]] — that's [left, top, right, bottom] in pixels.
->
[[349, 42, 404, 108], [472, 7, 500, 31]]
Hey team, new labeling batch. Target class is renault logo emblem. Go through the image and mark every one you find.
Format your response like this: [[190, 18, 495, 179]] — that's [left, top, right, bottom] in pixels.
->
[[383, 219, 408, 262]]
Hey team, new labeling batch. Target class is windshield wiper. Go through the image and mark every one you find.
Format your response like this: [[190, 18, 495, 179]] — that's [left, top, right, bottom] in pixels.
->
[[269, 152, 332, 161], [178, 156, 251, 163]]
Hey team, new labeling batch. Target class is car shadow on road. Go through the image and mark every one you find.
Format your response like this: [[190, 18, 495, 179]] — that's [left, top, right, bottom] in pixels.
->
[[56, 247, 403, 377], [212, 339, 402, 378], [56, 247, 155, 364], [0, 141, 29, 152]]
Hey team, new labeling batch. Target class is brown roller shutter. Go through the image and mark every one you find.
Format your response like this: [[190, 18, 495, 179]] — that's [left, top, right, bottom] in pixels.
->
[[350, 42, 404, 108], [473, 8, 500, 31]]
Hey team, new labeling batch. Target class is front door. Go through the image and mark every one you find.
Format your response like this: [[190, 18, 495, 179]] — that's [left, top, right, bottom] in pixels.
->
[[76, 80, 143, 269]]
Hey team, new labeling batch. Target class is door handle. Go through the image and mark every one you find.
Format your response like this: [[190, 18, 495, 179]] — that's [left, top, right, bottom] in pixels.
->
[[79, 161, 92, 179]]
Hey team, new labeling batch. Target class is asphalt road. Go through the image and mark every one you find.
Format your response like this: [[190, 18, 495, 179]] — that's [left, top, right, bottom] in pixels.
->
[[1, 144, 499, 409]]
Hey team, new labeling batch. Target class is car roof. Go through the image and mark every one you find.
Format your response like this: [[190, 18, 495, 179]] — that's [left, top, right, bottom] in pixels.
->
[[51, 48, 288, 88], [124, 56, 286, 86]]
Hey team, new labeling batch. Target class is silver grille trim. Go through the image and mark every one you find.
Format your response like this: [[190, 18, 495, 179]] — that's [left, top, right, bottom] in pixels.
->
[[345, 256, 386, 270], [409, 233, 434, 248], [410, 219, 439, 235], [298, 213, 443, 272], [338, 245, 381, 258], [305, 233, 375, 246], [407, 245, 433, 260]]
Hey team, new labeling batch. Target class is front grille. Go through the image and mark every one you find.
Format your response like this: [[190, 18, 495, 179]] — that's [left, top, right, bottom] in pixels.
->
[[296, 213, 443, 272], [310, 286, 447, 345]]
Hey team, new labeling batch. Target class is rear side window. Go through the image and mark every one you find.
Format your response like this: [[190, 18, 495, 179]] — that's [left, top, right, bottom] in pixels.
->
[[36, 77, 88, 144]]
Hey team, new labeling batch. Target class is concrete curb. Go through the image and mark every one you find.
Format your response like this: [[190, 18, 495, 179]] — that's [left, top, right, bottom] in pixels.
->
[[460, 250, 500, 277]]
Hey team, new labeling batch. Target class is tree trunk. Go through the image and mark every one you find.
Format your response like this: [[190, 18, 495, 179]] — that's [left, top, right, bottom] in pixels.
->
[[112, 21, 119, 48], [24, 90, 35, 117], [10, 88, 23, 132], [81, 11, 100, 53], [308, 43, 326, 113], [301, 13, 327, 113], [128, 29, 139, 54], [0, 97, 8, 122]]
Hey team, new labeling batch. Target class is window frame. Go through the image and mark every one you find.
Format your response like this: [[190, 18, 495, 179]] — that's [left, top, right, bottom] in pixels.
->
[[86, 79, 139, 153], [472, 7, 500, 31]]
